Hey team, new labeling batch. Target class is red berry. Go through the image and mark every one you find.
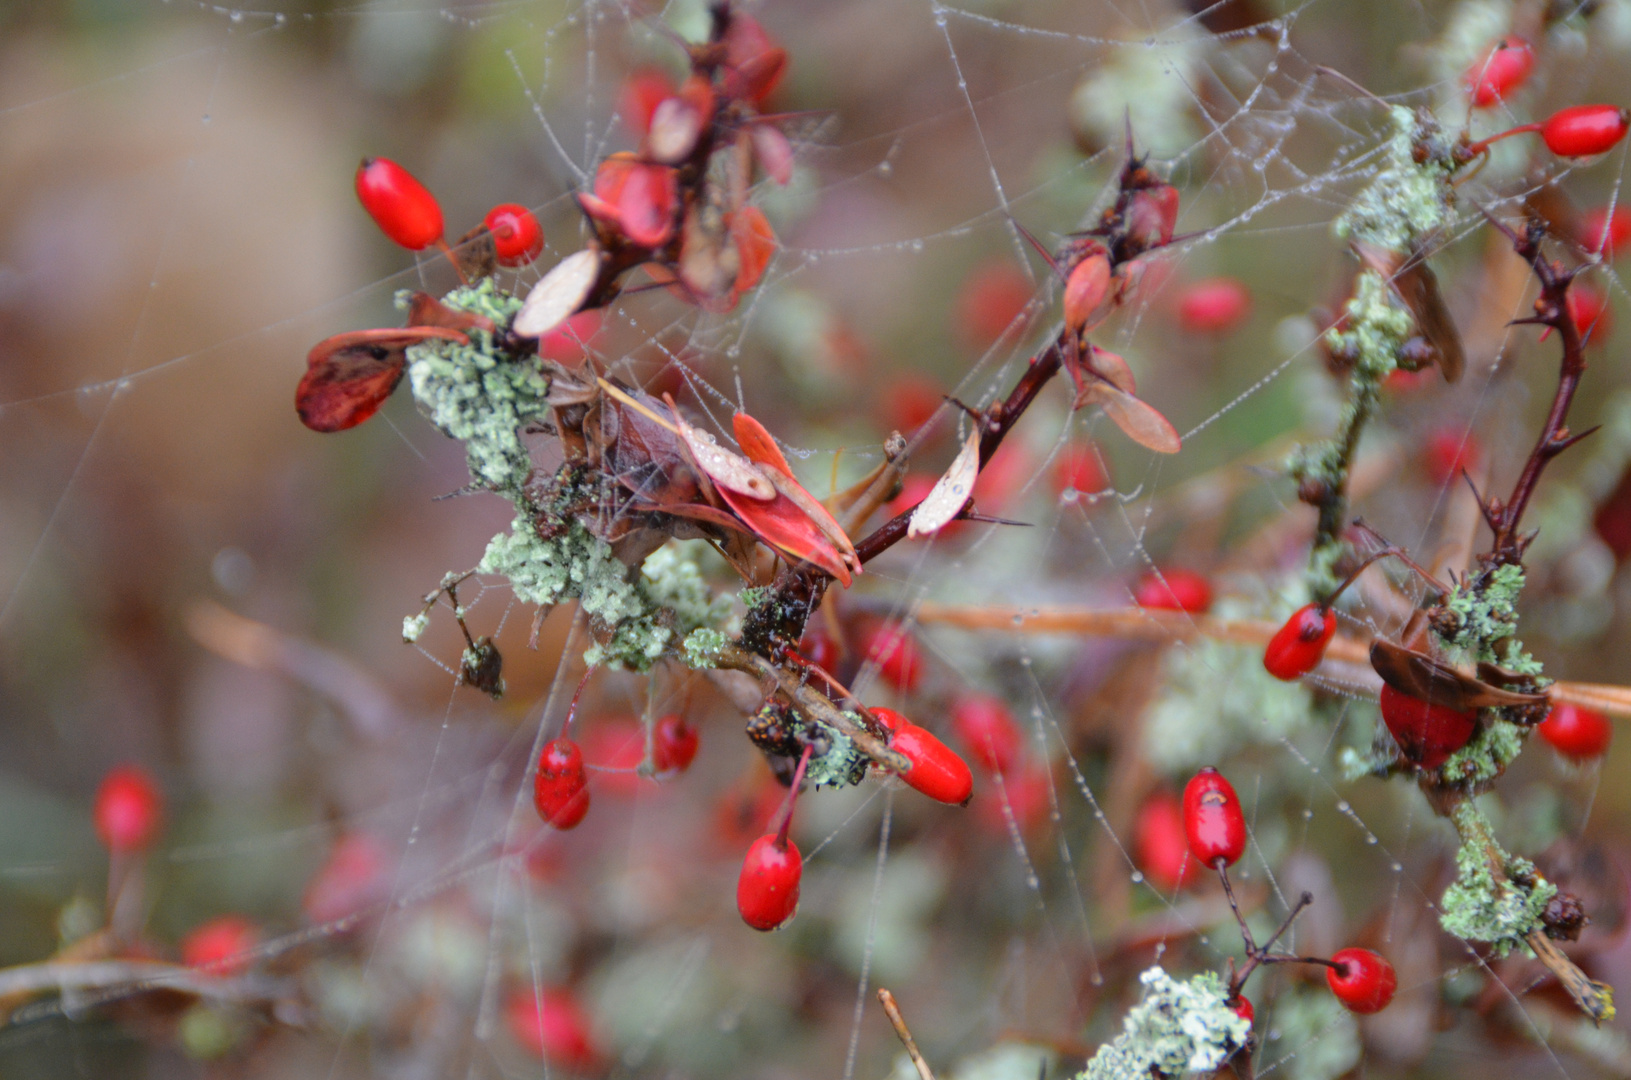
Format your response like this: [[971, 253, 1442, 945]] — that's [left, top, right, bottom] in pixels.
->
[[882, 375, 943, 435], [1053, 442, 1107, 497], [800, 628, 841, 674], [1569, 285, 1613, 345], [975, 764, 1051, 835], [951, 694, 1023, 773], [1134, 568, 1213, 614], [92, 764, 163, 854], [1466, 39, 1534, 108], [860, 621, 923, 693], [1579, 206, 1631, 257], [1230, 995, 1254, 1024], [181, 915, 259, 977], [1134, 792, 1193, 891], [354, 157, 444, 251], [1378, 684, 1477, 771], [1182, 767, 1247, 870], [536, 310, 602, 363], [1176, 277, 1251, 334], [1326, 948, 1397, 1014], [1263, 604, 1337, 681], [1542, 105, 1631, 158], [534, 738, 591, 829], [737, 833, 802, 930], [884, 714, 975, 805], [303, 832, 390, 923], [484, 203, 545, 267], [1537, 702, 1613, 760], [653, 714, 700, 773], [1424, 427, 1481, 486], [505, 987, 602, 1070], [957, 259, 1034, 347], [619, 68, 676, 137]]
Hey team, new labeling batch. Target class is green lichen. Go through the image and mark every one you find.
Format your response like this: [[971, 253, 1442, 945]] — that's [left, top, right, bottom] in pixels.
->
[[1440, 563, 1525, 661], [682, 627, 728, 669], [804, 715, 869, 789], [1440, 800, 1556, 956], [1334, 106, 1458, 253], [402, 611, 430, 644], [404, 279, 546, 497], [1439, 716, 1525, 787], [1081, 967, 1250, 1080], [1268, 985, 1361, 1080]]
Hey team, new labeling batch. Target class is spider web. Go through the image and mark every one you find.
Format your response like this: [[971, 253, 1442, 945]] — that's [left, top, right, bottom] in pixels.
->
[[1, 1, 1630, 1079]]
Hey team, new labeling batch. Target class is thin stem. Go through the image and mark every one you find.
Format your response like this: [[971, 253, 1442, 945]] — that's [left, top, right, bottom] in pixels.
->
[[771, 745, 814, 848], [878, 988, 937, 1080], [1460, 123, 1544, 161]]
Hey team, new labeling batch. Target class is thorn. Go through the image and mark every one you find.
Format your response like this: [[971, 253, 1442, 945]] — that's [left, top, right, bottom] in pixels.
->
[[1553, 425, 1602, 454], [1009, 217, 1063, 278]]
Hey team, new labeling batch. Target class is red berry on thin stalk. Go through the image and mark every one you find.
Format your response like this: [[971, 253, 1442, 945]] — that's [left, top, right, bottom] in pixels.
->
[[1579, 205, 1631, 258], [92, 764, 163, 854], [181, 915, 259, 977], [505, 987, 602, 1070], [1263, 603, 1337, 681], [1134, 791, 1193, 891], [653, 714, 700, 773], [1176, 277, 1251, 334], [951, 694, 1023, 774], [354, 157, 444, 251], [1053, 442, 1107, 497], [1466, 39, 1534, 108], [1134, 568, 1213, 614], [1379, 684, 1477, 771], [534, 738, 591, 829], [484, 203, 544, 267], [1182, 766, 1247, 869], [1326, 948, 1397, 1014], [1537, 702, 1613, 761], [1542, 105, 1631, 157], [736, 832, 803, 930]]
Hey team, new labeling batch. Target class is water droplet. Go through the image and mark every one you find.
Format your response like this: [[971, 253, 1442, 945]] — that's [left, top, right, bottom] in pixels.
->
[[201, 114, 211, 125], [1366, 835, 1378, 844], [878, 161, 893, 178], [1130, 871, 1145, 883], [1027, 874, 1040, 889], [1012, 613, 1024, 625], [726, 345, 740, 359], [1336, 800, 1350, 813], [909, 239, 924, 253], [229, 10, 243, 22], [1391, 862, 1403, 872], [1303, 808, 1314, 819]]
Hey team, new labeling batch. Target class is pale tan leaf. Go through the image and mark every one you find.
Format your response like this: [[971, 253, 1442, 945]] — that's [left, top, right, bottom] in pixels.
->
[[673, 414, 775, 500], [908, 425, 980, 538], [1097, 385, 1181, 454], [514, 249, 600, 338]]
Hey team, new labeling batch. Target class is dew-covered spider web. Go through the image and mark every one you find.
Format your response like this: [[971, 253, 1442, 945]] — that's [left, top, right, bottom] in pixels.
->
[[5, 1, 1631, 1079]]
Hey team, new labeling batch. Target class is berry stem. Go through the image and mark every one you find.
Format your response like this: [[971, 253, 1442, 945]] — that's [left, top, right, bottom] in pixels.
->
[[1459, 122, 1543, 161], [433, 237, 470, 286], [770, 744, 814, 849]]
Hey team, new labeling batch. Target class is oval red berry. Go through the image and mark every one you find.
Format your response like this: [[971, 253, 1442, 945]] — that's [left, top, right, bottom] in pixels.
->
[[1134, 568, 1213, 614], [861, 622, 923, 693], [737, 833, 802, 931], [1134, 792, 1192, 891], [534, 738, 591, 829], [951, 694, 1023, 774], [1466, 39, 1534, 108], [354, 157, 444, 251], [1537, 702, 1612, 761], [1327, 947, 1397, 1014], [1263, 603, 1337, 681], [1542, 105, 1631, 158], [1181, 766, 1246, 869], [181, 915, 259, 977], [93, 764, 164, 854], [505, 987, 602, 1070], [889, 720, 975, 805], [1176, 277, 1251, 334], [653, 714, 700, 773], [1379, 684, 1477, 771], [484, 203, 545, 266]]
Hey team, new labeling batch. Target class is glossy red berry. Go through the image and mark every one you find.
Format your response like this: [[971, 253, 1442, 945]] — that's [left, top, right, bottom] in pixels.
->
[[1053, 442, 1107, 496], [1263, 603, 1337, 681], [1378, 684, 1477, 771], [1182, 767, 1247, 870], [1326, 948, 1397, 1014], [534, 738, 591, 829], [951, 694, 1023, 773], [1537, 702, 1613, 761], [1134, 568, 1213, 614], [93, 764, 163, 854], [181, 915, 259, 977], [653, 714, 700, 773], [484, 203, 545, 267], [877, 708, 975, 805], [1424, 427, 1481, 486], [1542, 105, 1631, 158], [861, 621, 923, 693], [1230, 995, 1254, 1024], [354, 157, 444, 251], [1134, 792, 1192, 891], [505, 987, 602, 1070], [737, 833, 802, 930], [1467, 39, 1534, 107], [1579, 205, 1631, 258], [1176, 277, 1251, 334]]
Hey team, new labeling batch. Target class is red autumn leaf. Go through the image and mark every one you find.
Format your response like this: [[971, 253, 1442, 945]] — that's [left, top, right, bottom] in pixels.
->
[[732, 206, 777, 297], [296, 327, 467, 433], [715, 481, 854, 587], [731, 411, 794, 475]]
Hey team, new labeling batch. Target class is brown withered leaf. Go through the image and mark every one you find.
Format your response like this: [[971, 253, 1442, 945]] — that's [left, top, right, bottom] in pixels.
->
[[1370, 639, 1548, 710], [1355, 242, 1465, 383], [451, 222, 498, 283], [296, 328, 467, 433], [407, 291, 496, 334]]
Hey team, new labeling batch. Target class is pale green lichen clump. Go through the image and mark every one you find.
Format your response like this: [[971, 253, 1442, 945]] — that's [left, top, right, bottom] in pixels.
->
[[1334, 105, 1458, 253], [404, 280, 546, 496], [1081, 967, 1249, 1080], [1440, 800, 1556, 956], [1439, 563, 1525, 663]]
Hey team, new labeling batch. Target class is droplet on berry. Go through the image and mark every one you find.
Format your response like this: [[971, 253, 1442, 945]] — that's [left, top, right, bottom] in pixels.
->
[[737, 833, 802, 930], [1542, 105, 1631, 158], [484, 203, 544, 267], [534, 738, 591, 829], [1326, 947, 1397, 1013], [354, 157, 444, 251], [92, 764, 164, 855], [1536, 702, 1612, 761], [1263, 603, 1338, 681], [1182, 766, 1247, 869], [1378, 684, 1477, 771], [1466, 39, 1534, 108], [1134, 568, 1213, 614]]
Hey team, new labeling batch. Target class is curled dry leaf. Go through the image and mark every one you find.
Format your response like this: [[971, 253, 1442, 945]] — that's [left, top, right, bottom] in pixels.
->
[[732, 206, 777, 296], [407, 292, 496, 334], [1354, 242, 1465, 383], [731, 411, 861, 579], [296, 327, 468, 433], [514, 250, 602, 339], [715, 478, 855, 587], [673, 411, 774, 500], [1370, 639, 1549, 710], [908, 425, 979, 538], [1062, 343, 1178, 454], [732, 411, 794, 475]]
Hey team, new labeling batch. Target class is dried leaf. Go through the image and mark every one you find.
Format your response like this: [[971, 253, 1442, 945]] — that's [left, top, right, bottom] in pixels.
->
[[757, 464, 860, 577], [673, 412, 774, 500], [407, 292, 495, 334], [1370, 639, 1548, 709], [1355, 242, 1465, 383], [715, 481, 854, 587], [731, 206, 777, 297], [296, 328, 467, 433], [908, 425, 979, 538], [1087, 344, 1136, 394], [514, 249, 601, 338], [1077, 381, 1181, 454], [451, 222, 498, 283]]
